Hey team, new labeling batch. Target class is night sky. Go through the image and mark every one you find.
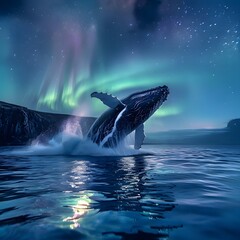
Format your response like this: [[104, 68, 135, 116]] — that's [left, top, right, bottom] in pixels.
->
[[0, 0, 239, 131]]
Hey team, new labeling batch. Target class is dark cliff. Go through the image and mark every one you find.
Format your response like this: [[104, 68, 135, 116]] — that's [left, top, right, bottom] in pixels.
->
[[0, 101, 96, 146]]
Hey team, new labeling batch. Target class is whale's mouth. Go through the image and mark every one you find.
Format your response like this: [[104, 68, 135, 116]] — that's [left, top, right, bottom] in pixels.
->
[[127, 85, 169, 110], [141, 85, 170, 117], [123, 85, 170, 126], [130, 85, 169, 100]]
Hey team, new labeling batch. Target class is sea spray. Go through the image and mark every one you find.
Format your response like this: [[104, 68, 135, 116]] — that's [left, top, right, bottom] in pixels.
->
[[6, 118, 151, 157]]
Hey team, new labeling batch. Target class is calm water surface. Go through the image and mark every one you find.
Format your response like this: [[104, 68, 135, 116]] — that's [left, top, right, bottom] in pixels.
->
[[0, 145, 240, 240]]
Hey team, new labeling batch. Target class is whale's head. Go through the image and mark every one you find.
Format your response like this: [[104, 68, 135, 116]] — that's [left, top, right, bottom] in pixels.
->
[[122, 85, 169, 123]]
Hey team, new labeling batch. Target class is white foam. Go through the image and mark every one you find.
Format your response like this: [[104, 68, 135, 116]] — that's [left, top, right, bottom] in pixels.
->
[[10, 135, 147, 157], [6, 119, 151, 157]]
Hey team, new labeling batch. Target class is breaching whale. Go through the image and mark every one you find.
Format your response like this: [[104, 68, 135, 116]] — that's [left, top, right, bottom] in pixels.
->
[[87, 86, 169, 149]]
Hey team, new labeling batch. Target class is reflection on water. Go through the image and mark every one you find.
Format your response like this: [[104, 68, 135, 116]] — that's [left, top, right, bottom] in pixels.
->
[[63, 193, 92, 229], [1, 145, 240, 240], [62, 155, 178, 239]]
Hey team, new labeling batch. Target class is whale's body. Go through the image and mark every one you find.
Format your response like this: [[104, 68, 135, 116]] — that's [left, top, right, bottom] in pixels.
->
[[87, 86, 169, 149]]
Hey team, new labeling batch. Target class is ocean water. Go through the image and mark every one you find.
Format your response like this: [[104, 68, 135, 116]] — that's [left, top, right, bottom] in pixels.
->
[[0, 145, 240, 240]]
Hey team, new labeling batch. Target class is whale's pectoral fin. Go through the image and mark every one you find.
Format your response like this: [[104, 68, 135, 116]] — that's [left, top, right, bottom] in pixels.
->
[[134, 124, 145, 149], [91, 92, 124, 108]]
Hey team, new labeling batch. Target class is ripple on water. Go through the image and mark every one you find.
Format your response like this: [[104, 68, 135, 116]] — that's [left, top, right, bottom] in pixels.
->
[[0, 145, 240, 240]]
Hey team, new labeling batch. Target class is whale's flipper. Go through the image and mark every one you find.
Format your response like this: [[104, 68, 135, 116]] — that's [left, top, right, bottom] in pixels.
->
[[91, 92, 124, 108], [134, 124, 145, 149]]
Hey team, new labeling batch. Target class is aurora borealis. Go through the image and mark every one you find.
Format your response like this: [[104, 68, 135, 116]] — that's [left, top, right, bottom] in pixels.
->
[[0, 0, 239, 131]]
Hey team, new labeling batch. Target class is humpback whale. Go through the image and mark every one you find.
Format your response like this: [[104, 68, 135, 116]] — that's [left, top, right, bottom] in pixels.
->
[[87, 86, 169, 149]]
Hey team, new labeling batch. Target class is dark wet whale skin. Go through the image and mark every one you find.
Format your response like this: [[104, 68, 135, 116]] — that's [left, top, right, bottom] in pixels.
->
[[87, 86, 169, 148]]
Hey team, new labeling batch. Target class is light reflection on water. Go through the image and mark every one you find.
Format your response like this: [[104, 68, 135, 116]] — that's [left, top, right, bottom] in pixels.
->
[[63, 192, 93, 229], [0, 145, 240, 240]]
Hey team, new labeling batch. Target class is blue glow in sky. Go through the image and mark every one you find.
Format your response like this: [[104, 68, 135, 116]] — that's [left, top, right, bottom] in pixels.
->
[[0, 0, 239, 131]]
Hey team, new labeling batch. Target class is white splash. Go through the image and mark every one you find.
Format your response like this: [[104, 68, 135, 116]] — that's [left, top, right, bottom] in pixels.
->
[[7, 118, 150, 157]]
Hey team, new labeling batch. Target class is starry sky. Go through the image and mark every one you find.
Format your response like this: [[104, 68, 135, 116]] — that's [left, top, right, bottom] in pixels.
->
[[0, 0, 239, 131]]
